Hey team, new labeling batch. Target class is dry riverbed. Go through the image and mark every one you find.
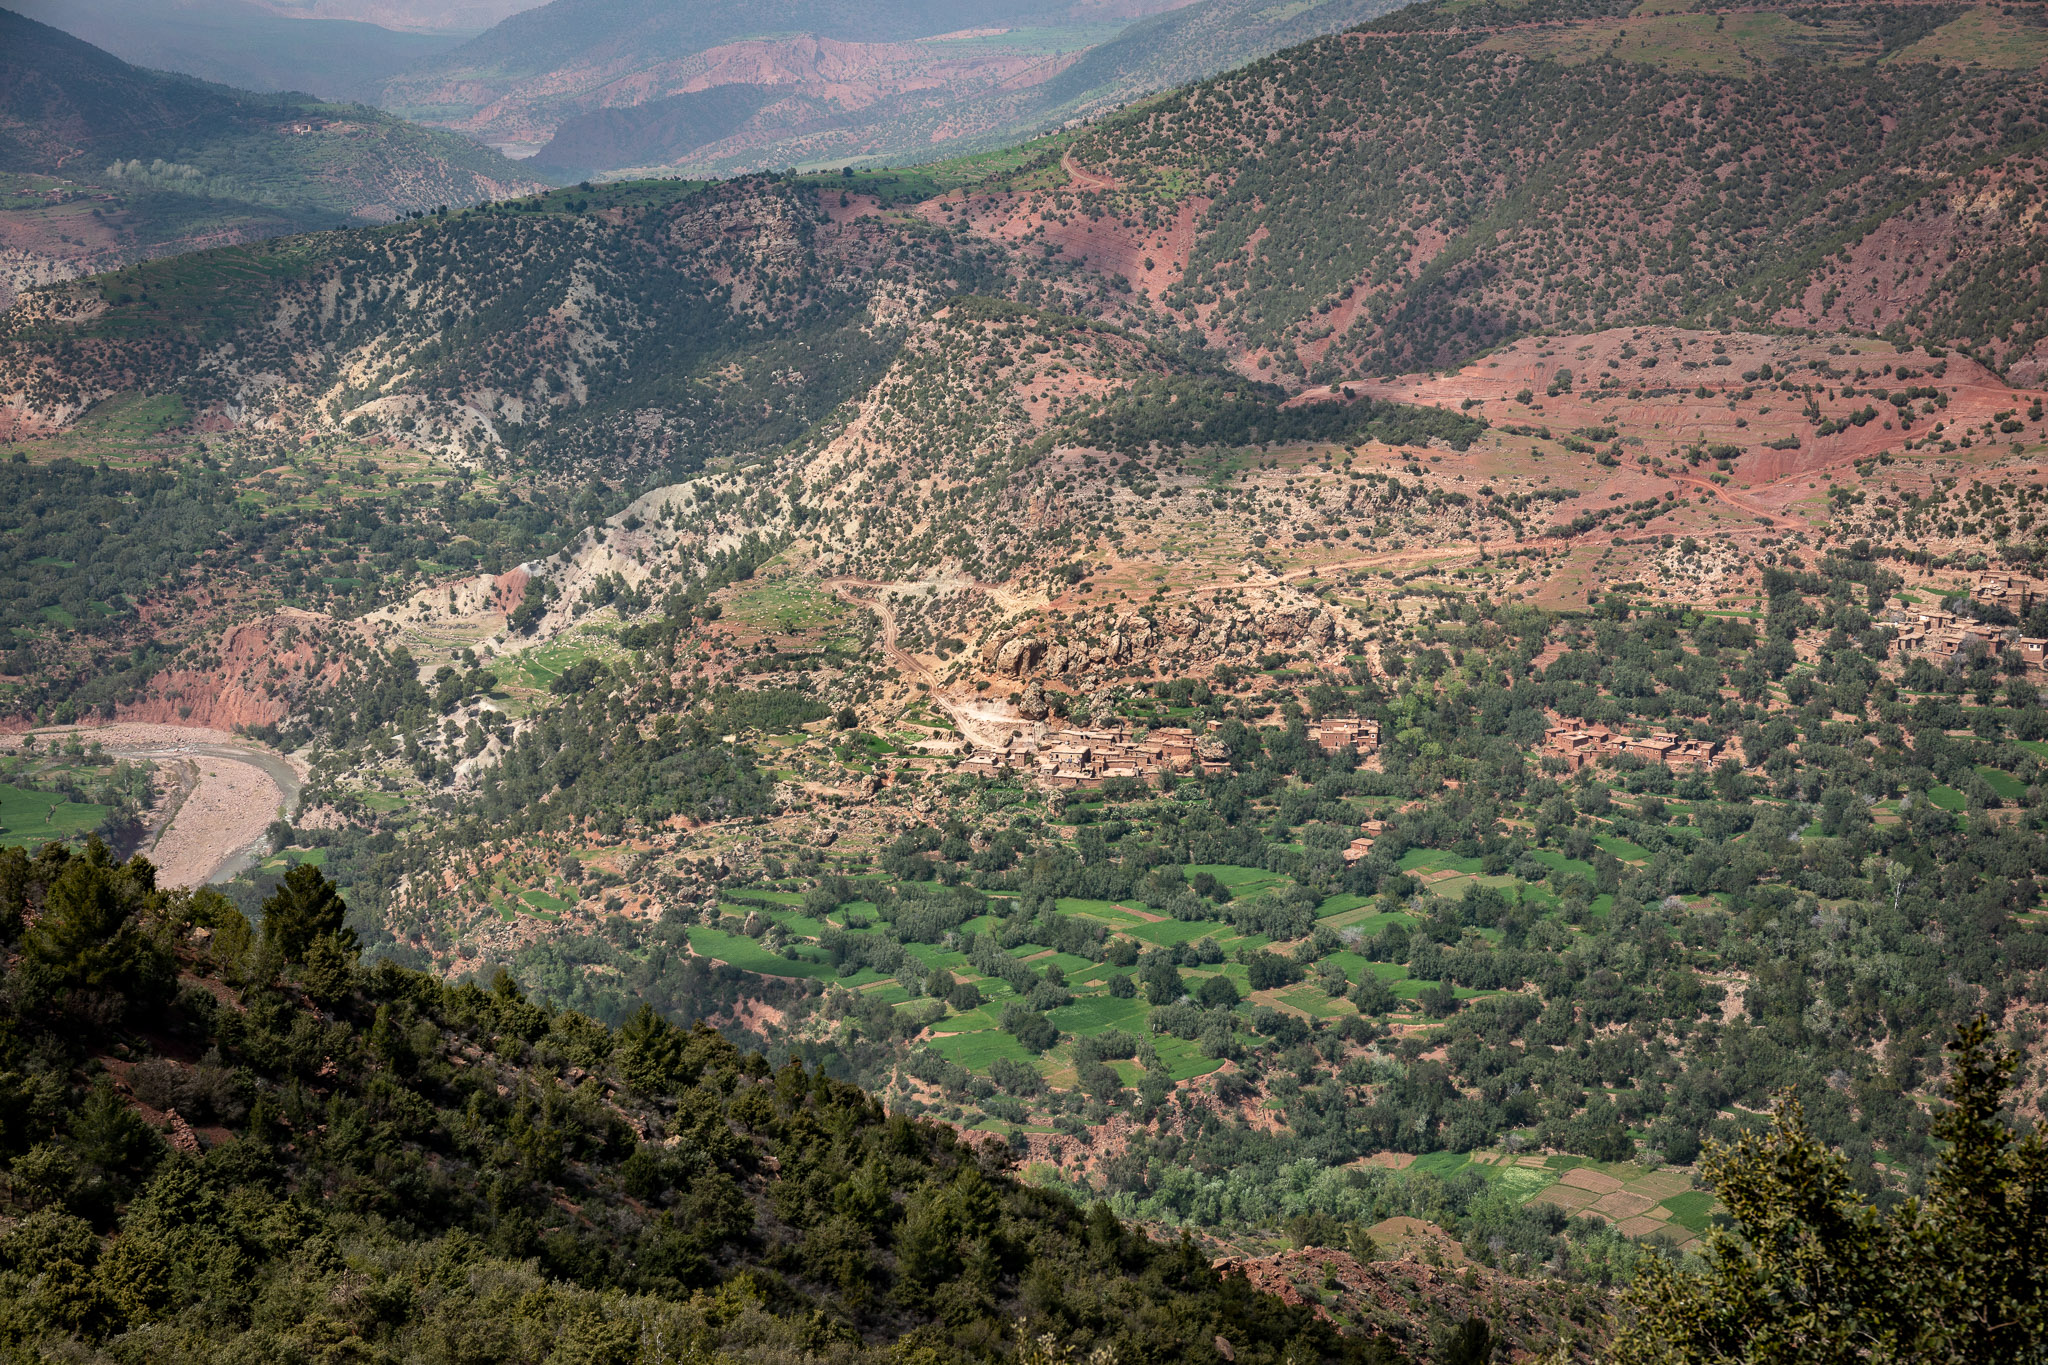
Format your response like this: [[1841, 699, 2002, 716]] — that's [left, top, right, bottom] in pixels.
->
[[1, 723, 304, 887]]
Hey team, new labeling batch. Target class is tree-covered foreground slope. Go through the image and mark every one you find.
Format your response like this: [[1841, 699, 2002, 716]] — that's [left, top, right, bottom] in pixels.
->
[[0, 842, 1410, 1364], [2, 844, 2045, 1363]]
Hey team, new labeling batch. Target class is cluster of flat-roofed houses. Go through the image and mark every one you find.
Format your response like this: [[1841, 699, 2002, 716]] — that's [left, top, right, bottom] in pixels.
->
[[957, 716, 1383, 789], [944, 569, 2047, 809], [1539, 724, 1724, 772], [1888, 573, 2047, 669], [1536, 575, 2048, 774], [953, 708, 1742, 790]]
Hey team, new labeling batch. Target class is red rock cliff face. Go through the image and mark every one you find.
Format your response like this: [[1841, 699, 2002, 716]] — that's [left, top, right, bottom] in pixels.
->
[[491, 567, 530, 615], [116, 613, 355, 731]]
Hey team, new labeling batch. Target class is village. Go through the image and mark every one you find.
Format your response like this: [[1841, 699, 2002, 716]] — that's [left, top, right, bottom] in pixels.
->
[[1538, 724, 1724, 773], [954, 714, 1384, 789], [913, 567, 2048, 868], [1887, 572, 2048, 670]]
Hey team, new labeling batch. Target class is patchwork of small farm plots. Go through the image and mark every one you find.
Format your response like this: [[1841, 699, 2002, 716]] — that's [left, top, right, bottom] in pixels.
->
[[680, 856, 1606, 1095]]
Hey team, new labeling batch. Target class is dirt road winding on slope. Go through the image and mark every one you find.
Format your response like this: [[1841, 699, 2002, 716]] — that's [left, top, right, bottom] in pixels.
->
[[1061, 146, 1119, 193], [821, 576, 1032, 750]]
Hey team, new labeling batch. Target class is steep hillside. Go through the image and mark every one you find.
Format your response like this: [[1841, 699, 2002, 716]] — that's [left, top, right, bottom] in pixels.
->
[[0, 176, 1010, 460], [0, 844, 1429, 1363], [0, 10, 546, 303], [1057, 0, 2048, 380]]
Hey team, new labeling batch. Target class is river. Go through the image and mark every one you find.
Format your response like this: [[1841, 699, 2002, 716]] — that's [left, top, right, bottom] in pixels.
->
[[2, 724, 305, 888]]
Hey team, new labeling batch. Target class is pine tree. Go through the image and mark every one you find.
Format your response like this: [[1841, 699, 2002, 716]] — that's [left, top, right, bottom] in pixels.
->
[[1615, 1017, 2048, 1365], [257, 863, 354, 964], [21, 839, 170, 1005]]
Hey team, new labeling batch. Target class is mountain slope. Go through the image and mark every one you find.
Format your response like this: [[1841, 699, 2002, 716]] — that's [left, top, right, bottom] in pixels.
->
[[521, 0, 1415, 179], [1060, 0, 2048, 380], [376, 0, 1188, 154], [8, 0, 465, 104], [527, 84, 788, 180], [243, 0, 542, 30], [0, 843, 1421, 1363], [798, 0, 1415, 168], [0, 9, 546, 302]]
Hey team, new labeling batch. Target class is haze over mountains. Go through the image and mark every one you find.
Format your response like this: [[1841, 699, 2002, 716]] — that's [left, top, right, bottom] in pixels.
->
[[16, 0, 1417, 175], [5, 1, 2048, 1360], [392, 0, 1413, 172], [534, 0, 1413, 179], [0, 9, 545, 301], [7, 0, 474, 104]]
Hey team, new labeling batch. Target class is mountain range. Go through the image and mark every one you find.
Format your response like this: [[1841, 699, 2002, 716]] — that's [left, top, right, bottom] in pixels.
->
[[430, 0, 1414, 175], [0, 8, 547, 303], [17, 0, 1422, 177]]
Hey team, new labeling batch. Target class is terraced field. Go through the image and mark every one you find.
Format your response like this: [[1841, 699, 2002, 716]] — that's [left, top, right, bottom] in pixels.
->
[[678, 854, 1610, 1102]]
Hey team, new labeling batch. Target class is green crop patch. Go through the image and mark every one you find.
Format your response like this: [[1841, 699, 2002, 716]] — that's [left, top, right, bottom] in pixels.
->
[[1399, 849, 1484, 875], [1273, 986, 1350, 1018], [1186, 863, 1289, 894], [924, 1028, 1041, 1070], [1976, 766, 2026, 801], [1593, 834, 1650, 862], [0, 784, 108, 848], [1661, 1190, 1718, 1233], [1527, 849, 1598, 882], [1049, 994, 1150, 1036], [1056, 897, 1148, 924], [1123, 918, 1232, 947], [687, 926, 875, 982]]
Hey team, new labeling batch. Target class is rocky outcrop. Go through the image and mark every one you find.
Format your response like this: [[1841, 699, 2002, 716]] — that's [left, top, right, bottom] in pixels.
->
[[115, 612, 352, 731], [492, 566, 532, 615], [2011, 336, 2048, 390], [986, 634, 1043, 677], [974, 597, 1350, 691]]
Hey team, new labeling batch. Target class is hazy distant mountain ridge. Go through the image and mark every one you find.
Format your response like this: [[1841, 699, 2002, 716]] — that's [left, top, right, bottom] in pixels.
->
[[527, 84, 789, 180], [542, 0, 1415, 179], [8, 0, 466, 104], [380, 0, 1407, 171], [375, 0, 1177, 142], [0, 9, 546, 300]]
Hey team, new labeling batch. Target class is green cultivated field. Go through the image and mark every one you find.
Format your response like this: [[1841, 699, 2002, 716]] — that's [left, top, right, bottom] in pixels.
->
[[0, 783, 106, 848], [671, 856, 1560, 1115]]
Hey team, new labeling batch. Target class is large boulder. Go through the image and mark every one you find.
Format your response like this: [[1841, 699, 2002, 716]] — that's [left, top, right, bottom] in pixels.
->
[[993, 636, 1038, 676]]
